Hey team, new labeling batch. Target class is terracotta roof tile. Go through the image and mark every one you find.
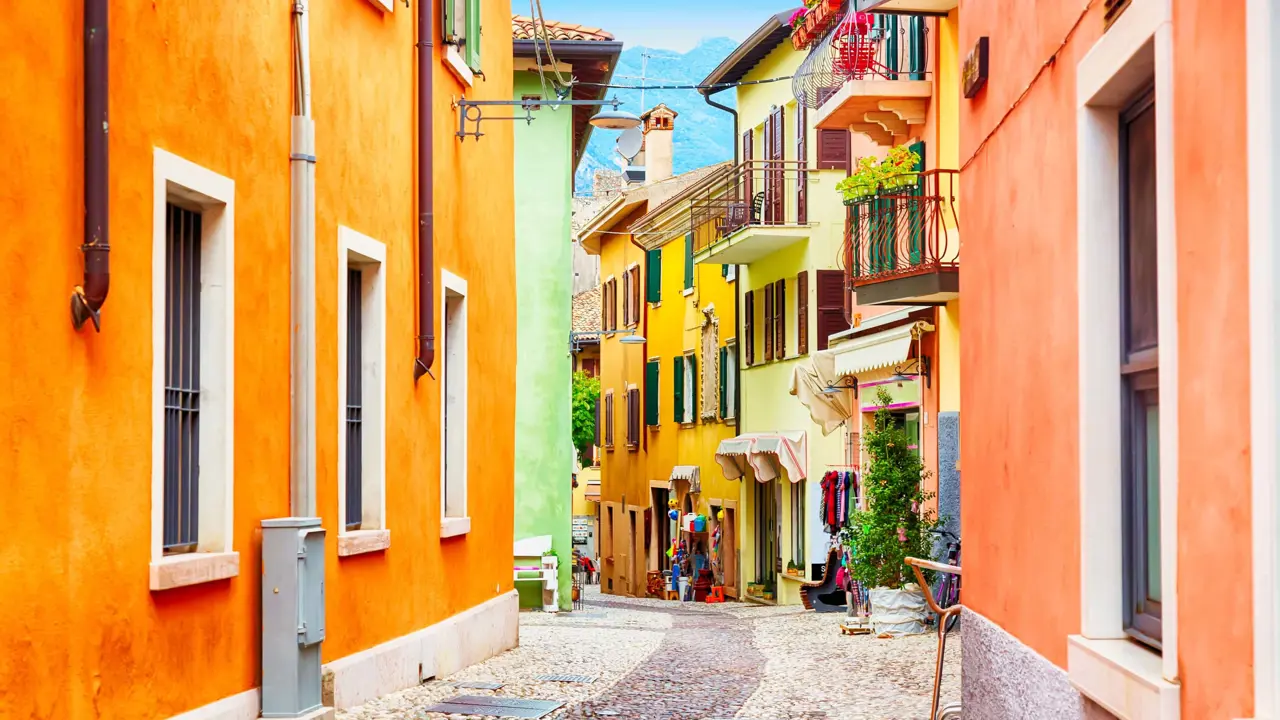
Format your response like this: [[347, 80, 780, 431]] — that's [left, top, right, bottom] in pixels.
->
[[512, 15, 615, 42], [572, 287, 602, 335]]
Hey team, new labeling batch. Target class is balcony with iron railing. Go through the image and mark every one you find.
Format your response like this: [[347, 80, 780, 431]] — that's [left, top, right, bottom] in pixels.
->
[[841, 169, 958, 305], [689, 159, 811, 266], [804, 11, 933, 146]]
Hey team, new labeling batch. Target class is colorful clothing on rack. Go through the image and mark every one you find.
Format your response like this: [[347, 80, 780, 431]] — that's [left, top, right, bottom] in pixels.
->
[[819, 470, 857, 535]]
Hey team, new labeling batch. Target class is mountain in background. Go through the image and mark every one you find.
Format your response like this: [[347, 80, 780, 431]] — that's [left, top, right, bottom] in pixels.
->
[[576, 37, 740, 192]]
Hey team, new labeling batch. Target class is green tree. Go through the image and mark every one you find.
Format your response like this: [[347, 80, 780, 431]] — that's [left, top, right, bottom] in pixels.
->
[[571, 371, 601, 468], [843, 387, 943, 588]]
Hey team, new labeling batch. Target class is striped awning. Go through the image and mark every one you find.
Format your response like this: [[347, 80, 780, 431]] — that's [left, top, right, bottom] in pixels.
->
[[714, 432, 807, 483]]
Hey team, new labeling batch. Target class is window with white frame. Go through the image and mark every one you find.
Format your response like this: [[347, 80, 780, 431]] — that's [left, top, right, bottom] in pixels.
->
[[721, 341, 738, 421], [682, 354, 695, 423], [441, 270, 470, 538], [150, 149, 237, 591], [338, 227, 388, 556], [1071, 0, 1180, 712], [443, 0, 482, 83]]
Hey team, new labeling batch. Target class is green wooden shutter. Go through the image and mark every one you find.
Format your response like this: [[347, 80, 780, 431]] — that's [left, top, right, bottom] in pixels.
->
[[464, 0, 482, 71], [683, 234, 695, 290], [645, 360, 660, 427], [646, 249, 662, 303], [908, 16, 926, 80], [443, 0, 464, 43], [718, 347, 728, 419], [721, 264, 728, 278], [672, 356, 684, 423], [909, 141, 927, 265]]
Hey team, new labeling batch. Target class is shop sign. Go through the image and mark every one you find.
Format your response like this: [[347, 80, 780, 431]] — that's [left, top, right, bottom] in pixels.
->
[[963, 37, 989, 99], [571, 516, 591, 541], [860, 377, 921, 413]]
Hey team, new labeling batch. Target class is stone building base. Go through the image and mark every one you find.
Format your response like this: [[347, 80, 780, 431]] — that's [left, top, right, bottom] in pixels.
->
[[962, 609, 1115, 719]]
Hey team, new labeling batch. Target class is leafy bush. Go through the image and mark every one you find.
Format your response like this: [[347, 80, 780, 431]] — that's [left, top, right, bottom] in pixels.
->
[[843, 387, 943, 588], [571, 371, 601, 468]]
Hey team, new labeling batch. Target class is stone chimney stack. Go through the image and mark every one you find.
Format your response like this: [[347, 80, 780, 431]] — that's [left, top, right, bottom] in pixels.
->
[[636, 104, 677, 185]]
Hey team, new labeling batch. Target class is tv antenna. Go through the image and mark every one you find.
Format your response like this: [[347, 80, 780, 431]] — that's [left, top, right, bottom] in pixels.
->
[[613, 50, 680, 111]]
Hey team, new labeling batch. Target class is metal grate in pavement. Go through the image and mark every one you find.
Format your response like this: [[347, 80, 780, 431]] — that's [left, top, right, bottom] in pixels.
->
[[422, 695, 563, 719], [534, 673, 597, 684], [453, 681, 505, 690]]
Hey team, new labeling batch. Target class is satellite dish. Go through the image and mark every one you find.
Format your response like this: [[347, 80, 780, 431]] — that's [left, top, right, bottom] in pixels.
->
[[615, 126, 644, 161]]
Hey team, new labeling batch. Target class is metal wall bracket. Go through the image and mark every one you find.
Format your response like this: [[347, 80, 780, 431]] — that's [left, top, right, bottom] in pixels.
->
[[453, 96, 625, 141]]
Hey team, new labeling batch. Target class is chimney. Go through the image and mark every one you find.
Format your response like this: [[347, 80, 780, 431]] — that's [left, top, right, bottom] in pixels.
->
[[637, 104, 677, 184]]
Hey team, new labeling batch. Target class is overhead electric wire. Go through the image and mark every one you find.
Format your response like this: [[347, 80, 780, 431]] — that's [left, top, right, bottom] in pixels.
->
[[574, 73, 811, 92]]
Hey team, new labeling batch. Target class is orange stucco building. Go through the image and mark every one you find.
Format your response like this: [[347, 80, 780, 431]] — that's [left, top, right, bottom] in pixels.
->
[[959, 0, 1279, 717], [0, 1, 517, 718]]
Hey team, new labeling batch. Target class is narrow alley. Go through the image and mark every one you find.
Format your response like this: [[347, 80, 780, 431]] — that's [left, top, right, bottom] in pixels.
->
[[337, 589, 960, 720]]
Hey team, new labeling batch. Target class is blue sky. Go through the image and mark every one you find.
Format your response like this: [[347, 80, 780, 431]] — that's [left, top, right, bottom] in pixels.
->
[[513, 0, 795, 52]]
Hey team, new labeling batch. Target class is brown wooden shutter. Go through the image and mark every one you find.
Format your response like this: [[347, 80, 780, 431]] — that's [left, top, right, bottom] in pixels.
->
[[816, 270, 851, 351], [766, 107, 785, 224], [797, 105, 808, 225], [602, 282, 609, 330], [744, 289, 755, 367], [763, 282, 775, 361], [817, 129, 851, 172], [797, 271, 809, 356], [742, 129, 754, 209], [775, 279, 786, 359]]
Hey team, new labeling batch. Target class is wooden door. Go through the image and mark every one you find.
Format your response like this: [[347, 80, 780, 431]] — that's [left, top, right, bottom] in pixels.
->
[[615, 509, 631, 596], [724, 508, 738, 597]]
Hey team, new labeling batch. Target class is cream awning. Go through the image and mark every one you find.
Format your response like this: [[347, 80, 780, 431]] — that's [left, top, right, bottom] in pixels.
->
[[832, 321, 929, 378], [669, 465, 702, 493], [790, 349, 855, 436], [714, 432, 807, 483]]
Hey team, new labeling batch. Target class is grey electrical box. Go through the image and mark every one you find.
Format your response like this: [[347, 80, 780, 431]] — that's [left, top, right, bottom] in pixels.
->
[[624, 165, 646, 184], [262, 517, 327, 718]]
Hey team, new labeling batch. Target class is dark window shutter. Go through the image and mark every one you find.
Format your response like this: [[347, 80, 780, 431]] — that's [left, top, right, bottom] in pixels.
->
[[672, 356, 684, 423], [718, 346, 728, 419], [686, 234, 696, 286], [646, 249, 662, 303], [797, 271, 809, 356], [797, 104, 808, 225], [744, 290, 755, 367], [743, 129, 754, 205], [817, 130, 851, 172], [645, 360, 660, 426], [594, 397, 601, 446], [816, 270, 851, 351], [763, 283, 774, 362], [775, 279, 786, 359], [1104, 0, 1132, 29], [632, 267, 641, 319], [629, 388, 640, 445]]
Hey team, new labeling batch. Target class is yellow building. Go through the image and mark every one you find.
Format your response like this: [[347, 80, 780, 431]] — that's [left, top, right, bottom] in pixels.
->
[[663, 5, 963, 606], [579, 104, 736, 598]]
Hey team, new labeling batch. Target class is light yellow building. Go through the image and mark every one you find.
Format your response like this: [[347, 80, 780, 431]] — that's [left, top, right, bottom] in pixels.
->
[[673, 5, 963, 605]]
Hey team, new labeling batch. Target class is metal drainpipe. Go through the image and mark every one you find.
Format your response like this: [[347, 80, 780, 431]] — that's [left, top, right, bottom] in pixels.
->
[[290, 0, 318, 517], [71, 0, 109, 332], [629, 234, 649, 452], [701, 88, 742, 435], [414, 0, 436, 381]]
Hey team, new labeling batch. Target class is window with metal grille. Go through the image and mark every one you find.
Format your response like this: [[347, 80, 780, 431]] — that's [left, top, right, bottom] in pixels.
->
[[164, 202, 202, 555], [345, 268, 364, 530]]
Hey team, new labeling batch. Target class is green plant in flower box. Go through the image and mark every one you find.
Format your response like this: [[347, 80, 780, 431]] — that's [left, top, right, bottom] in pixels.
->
[[836, 144, 922, 203]]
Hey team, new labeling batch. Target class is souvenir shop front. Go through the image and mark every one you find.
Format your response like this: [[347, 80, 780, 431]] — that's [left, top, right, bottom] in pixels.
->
[[713, 432, 809, 605], [649, 465, 738, 602]]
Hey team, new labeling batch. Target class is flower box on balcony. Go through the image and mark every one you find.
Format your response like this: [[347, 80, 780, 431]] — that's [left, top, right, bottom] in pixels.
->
[[791, 0, 845, 51]]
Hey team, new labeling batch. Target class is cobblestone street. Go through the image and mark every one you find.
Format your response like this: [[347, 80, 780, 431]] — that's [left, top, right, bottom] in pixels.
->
[[337, 588, 961, 720]]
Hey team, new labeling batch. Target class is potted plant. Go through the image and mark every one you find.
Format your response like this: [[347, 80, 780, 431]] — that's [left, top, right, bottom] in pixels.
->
[[836, 145, 922, 204], [841, 387, 944, 637]]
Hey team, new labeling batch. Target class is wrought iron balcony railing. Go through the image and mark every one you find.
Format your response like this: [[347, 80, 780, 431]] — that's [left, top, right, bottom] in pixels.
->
[[842, 169, 958, 290], [689, 159, 810, 255]]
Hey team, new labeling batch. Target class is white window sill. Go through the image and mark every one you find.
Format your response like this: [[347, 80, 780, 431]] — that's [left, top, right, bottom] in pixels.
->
[[441, 516, 472, 539], [682, 288, 695, 297], [338, 529, 391, 557], [444, 45, 474, 87], [150, 551, 240, 591], [1067, 636, 1180, 720]]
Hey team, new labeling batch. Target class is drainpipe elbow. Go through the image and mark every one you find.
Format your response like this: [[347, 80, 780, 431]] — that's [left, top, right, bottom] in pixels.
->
[[72, 243, 110, 332]]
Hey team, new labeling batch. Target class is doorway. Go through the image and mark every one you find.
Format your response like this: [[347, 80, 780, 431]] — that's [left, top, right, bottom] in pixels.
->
[[754, 479, 779, 594]]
